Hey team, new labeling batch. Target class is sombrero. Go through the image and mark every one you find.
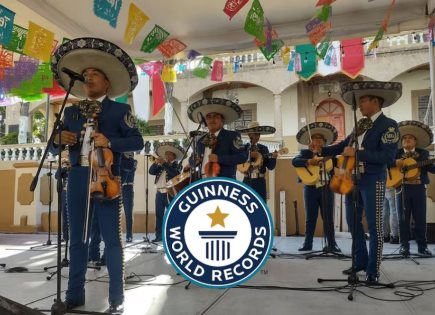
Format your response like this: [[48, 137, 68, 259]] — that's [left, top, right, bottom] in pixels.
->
[[296, 122, 338, 145], [237, 121, 276, 135], [398, 120, 433, 148], [187, 98, 242, 124], [341, 81, 402, 108], [51, 37, 138, 99], [155, 141, 185, 160]]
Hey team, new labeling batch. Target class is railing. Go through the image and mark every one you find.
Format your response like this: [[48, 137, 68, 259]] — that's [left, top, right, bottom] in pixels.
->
[[0, 135, 283, 162]]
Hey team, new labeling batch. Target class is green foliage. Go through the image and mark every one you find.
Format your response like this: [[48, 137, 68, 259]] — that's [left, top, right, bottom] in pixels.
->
[[136, 116, 155, 136], [0, 132, 18, 145], [32, 111, 46, 141]]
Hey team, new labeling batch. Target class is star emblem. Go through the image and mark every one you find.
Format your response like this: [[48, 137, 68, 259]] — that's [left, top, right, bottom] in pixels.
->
[[207, 206, 229, 228]]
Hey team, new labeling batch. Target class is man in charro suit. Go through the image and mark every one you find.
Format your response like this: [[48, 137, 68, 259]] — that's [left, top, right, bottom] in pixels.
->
[[50, 37, 144, 313], [149, 142, 183, 242], [292, 122, 341, 253], [394, 120, 435, 256], [187, 98, 248, 179], [318, 81, 401, 284]]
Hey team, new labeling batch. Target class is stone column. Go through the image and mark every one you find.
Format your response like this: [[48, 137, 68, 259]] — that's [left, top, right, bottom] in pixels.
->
[[273, 94, 283, 138]]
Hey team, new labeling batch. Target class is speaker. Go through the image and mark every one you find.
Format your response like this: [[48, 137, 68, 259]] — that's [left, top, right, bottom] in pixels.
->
[[0, 295, 44, 315]]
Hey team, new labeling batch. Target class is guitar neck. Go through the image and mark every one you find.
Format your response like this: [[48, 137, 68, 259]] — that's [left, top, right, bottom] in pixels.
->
[[406, 158, 435, 171]]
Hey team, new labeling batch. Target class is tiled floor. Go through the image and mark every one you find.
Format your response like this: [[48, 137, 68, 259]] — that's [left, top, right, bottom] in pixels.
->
[[0, 232, 434, 315]]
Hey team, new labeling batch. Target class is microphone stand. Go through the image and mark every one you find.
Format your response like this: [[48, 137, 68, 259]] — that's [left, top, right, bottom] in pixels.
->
[[30, 75, 105, 315], [31, 160, 57, 249]]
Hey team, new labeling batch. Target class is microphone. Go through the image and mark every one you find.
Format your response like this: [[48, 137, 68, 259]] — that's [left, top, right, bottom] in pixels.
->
[[61, 67, 87, 83], [199, 112, 207, 127]]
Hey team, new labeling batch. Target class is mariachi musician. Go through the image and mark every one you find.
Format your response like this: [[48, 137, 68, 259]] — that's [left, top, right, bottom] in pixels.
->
[[149, 142, 184, 243], [318, 81, 401, 284], [237, 121, 278, 201], [393, 120, 435, 256], [187, 98, 248, 179], [49, 37, 144, 313], [292, 122, 341, 253]]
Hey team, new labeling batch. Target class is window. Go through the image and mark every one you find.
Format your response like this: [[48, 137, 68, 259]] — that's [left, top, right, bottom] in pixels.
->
[[226, 103, 257, 130]]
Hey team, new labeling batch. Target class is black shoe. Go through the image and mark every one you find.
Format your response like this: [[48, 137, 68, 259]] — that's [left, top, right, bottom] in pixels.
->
[[298, 243, 312, 251], [342, 266, 366, 275], [96, 259, 106, 267], [107, 301, 124, 314], [418, 248, 433, 256], [126, 237, 133, 243], [389, 236, 399, 244], [365, 274, 379, 284], [383, 235, 390, 243], [399, 245, 410, 256], [64, 300, 85, 311]]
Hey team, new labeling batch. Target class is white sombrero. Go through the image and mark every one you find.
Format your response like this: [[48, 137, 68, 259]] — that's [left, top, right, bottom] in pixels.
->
[[187, 98, 242, 124], [398, 120, 434, 148], [51, 37, 138, 99], [237, 121, 276, 135], [341, 81, 402, 108], [155, 141, 185, 160], [296, 122, 338, 145]]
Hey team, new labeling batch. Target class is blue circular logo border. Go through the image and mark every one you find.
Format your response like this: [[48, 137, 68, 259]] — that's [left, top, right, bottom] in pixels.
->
[[162, 177, 274, 289]]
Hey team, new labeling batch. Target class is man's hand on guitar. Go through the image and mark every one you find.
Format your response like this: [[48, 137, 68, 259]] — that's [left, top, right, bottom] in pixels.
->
[[54, 130, 77, 146], [307, 158, 320, 166], [343, 146, 355, 157], [395, 159, 404, 168], [92, 132, 110, 148]]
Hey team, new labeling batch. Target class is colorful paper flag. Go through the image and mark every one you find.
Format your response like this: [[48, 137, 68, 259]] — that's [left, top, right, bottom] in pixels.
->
[[152, 74, 165, 117], [244, 0, 265, 42], [306, 11, 331, 46], [295, 44, 317, 80], [192, 56, 213, 79], [124, 2, 149, 44], [226, 61, 234, 80], [287, 51, 296, 71], [140, 25, 170, 53], [254, 28, 278, 48], [138, 61, 163, 77], [259, 39, 284, 61], [157, 38, 187, 58], [23, 22, 54, 62], [0, 45, 13, 80], [93, 0, 123, 28], [316, 37, 331, 59], [223, 0, 249, 20], [161, 64, 177, 83], [0, 5, 15, 46], [5, 24, 27, 54], [187, 49, 201, 60], [42, 80, 65, 97], [115, 94, 128, 104], [341, 38, 365, 79], [368, 27, 384, 52], [211, 60, 224, 82], [281, 46, 290, 65], [316, 0, 336, 6]]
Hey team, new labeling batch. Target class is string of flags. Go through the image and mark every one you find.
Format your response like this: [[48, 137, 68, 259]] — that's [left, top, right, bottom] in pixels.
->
[[0, 0, 403, 106]]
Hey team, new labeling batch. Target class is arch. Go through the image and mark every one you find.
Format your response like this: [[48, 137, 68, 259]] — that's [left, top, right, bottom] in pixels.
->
[[315, 99, 345, 142]]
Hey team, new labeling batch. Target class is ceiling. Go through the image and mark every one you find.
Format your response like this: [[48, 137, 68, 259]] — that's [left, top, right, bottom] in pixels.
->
[[15, 0, 429, 60]]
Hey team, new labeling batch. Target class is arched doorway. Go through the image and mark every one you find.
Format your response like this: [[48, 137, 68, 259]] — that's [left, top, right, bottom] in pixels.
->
[[315, 99, 345, 142]]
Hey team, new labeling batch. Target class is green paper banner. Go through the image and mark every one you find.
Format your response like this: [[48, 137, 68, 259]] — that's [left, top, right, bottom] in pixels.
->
[[140, 24, 169, 53], [5, 24, 27, 54], [259, 39, 284, 61], [244, 0, 265, 42], [296, 44, 317, 81], [192, 56, 213, 79]]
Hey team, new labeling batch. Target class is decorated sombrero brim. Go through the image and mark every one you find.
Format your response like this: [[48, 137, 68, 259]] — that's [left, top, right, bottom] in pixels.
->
[[237, 121, 276, 135], [296, 122, 338, 145], [52, 37, 138, 99], [188, 98, 242, 124], [341, 81, 402, 108], [398, 120, 433, 148], [155, 141, 185, 160]]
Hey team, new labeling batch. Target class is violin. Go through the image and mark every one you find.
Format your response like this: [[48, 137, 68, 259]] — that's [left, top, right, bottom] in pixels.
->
[[329, 117, 373, 195], [84, 102, 120, 201], [204, 133, 220, 177]]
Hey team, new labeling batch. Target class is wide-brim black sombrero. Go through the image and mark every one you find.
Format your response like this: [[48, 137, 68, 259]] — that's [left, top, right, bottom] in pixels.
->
[[51, 37, 138, 99], [188, 98, 242, 124], [296, 122, 338, 145], [398, 120, 433, 148], [237, 121, 276, 135], [341, 81, 402, 108], [155, 141, 185, 160]]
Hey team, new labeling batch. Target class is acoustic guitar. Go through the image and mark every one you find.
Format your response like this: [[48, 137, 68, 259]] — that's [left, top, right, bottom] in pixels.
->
[[386, 157, 435, 188], [237, 147, 288, 173], [295, 156, 333, 185]]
